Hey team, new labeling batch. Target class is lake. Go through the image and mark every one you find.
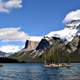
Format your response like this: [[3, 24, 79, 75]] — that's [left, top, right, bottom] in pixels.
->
[[0, 63, 80, 80]]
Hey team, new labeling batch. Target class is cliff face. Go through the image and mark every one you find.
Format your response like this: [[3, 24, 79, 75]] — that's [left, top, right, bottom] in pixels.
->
[[24, 40, 39, 51], [65, 36, 79, 54], [73, 36, 80, 55]]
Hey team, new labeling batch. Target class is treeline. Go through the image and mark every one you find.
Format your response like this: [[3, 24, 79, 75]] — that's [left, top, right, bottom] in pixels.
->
[[0, 57, 20, 63]]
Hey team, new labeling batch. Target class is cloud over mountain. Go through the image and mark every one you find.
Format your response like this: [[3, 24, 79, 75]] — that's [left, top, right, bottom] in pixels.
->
[[0, 27, 29, 42], [63, 9, 80, 24], [0, 0, 22, 13]]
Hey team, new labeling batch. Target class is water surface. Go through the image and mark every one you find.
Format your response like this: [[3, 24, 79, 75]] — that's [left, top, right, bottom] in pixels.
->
[[0, 63, 80, 80]]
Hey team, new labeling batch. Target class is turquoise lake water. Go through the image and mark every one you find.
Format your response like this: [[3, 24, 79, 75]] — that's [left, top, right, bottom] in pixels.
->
[[0, 63, 80, 80]]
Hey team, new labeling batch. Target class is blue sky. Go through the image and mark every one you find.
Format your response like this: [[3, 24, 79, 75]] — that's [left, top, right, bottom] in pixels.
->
[[0, 0, 80, 36], [0, 0, 80, 53]]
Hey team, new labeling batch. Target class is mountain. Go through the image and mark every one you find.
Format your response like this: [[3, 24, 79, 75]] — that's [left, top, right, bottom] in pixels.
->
[[9, 35, 80, 62], [9, 20, 80, 62], [0, 51, 9, 57]]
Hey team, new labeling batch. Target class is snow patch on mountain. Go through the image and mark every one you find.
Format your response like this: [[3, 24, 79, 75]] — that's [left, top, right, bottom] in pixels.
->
[[63, 9, 80, 24], [46, 27, 78, 44]]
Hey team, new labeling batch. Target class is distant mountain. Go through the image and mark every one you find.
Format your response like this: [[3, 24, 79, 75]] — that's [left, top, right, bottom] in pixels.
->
[[0, 51, 9, 57]]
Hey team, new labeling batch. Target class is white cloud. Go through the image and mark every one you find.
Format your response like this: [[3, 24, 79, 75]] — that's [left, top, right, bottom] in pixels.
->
[[0, 45, 22, 53], [0, 27, 29, 42], [0, 0, 22, 13], [63, 9, 80, 24]]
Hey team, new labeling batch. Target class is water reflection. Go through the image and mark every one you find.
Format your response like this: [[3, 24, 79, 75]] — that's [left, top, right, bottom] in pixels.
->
[[0, 63, 79, 80]]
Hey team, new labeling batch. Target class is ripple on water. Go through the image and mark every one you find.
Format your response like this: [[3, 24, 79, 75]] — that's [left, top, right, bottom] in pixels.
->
[[0, 63, 79, 80]]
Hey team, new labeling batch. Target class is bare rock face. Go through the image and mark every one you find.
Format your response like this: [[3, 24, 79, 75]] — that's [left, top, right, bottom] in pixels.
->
[[24, 40, 39, 51], [65, 36, 79, 53], [73, 36, 80, 55]]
